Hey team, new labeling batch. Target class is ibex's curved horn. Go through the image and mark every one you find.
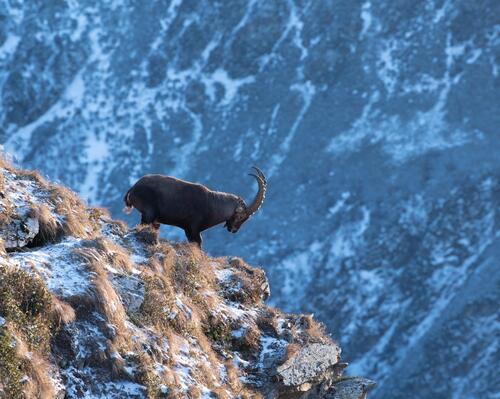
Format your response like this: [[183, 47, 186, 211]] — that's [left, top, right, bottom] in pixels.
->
[[246, 168, 266, 216], [251, 166, 266, 183]]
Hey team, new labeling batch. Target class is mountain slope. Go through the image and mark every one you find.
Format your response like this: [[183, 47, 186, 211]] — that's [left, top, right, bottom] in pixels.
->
[[0, 159, 375, 398], [1, 1, 499, 397]]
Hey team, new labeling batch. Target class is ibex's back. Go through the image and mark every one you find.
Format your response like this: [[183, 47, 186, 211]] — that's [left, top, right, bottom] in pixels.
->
[[124, 175, 213, 228], [123, 168, 266, 247]]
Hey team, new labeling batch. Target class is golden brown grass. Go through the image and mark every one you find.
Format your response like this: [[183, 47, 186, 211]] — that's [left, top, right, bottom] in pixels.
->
[[28, 203, 60, 246], [0, 327, 56, 399], [49, 185, 99, 239], [135, 352, 162, 399], [0, 154, 12, 170], [256, 308, 281, 336], [134, 241, 265, 397], [134, 224, 159, 246], [0, 196, 13, 227], [139, 272, 176, 330], [49, 296, 76, 327], [0, 265, 76, 399], [232, 324, 261, 356], [17, 169, 49, 189], [226, 257, 268, 305], [173, 245, 215, 300], [302, 315, 329, 344], [187, 386, 202, 398], [110, 353, 127, 379], [0, 155, 48, 190], [0, 169, 5, 195], [82, 237, 134, 273], [74, 248, 131, 349], [0, 157, 104, 243], [19, 350, 55, 399], [72, 247, 169, 399], [148, 241, 177, 273]]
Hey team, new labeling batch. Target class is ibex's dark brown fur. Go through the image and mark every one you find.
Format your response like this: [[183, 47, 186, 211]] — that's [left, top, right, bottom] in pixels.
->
[[123, 167, 266, 247]]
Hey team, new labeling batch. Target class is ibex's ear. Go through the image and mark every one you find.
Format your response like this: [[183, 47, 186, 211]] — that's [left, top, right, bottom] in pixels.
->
[[236, 205, 245, 213]]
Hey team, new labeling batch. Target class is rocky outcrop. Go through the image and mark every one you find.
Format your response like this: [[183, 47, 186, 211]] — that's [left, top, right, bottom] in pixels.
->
[[277, 343, 341, 387], [0, 167, 41, 249], [0, 160, 374, 398]]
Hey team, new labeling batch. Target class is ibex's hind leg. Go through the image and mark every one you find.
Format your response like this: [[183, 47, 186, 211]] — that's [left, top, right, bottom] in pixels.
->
[[184, 228, 203, 248], [140, 209, 156, 226]]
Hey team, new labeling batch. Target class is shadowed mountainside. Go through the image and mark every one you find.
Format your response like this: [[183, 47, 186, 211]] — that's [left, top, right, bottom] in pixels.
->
[[1, 1, 499, 397]]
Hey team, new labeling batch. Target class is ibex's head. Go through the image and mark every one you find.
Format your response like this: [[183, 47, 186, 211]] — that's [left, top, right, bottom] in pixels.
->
[[225, 167, 267, 234]]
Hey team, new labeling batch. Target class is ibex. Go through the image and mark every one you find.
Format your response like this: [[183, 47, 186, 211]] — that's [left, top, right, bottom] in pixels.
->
[[123, 167, 266, 247]]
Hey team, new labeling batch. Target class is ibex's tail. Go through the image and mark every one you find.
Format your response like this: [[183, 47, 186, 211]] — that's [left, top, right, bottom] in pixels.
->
[[122, 189, 133, 214]]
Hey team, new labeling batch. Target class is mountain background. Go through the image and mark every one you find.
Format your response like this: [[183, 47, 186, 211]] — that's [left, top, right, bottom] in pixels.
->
[[1, 1, 499, 398]]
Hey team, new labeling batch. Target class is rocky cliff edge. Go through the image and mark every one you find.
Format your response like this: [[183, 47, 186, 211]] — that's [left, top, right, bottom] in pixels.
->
[[0, 157, 374, 398]]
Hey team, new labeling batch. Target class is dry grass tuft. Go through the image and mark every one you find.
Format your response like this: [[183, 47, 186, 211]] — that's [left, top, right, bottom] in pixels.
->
[[0, 170, 5, 195], [0, 327, 24, 398], [172, 248, 215, 303], [256, 308, 281, 336], [148, 242, 176, 273], [49, 296, 76, 327], [224, 360, 263, 399], [132, 352, 162, 399], [139, 272, 176, 330], [106, 341, 128, 380], [173, 256, 202, 298], [0, 328, 56, 399], [17, 169, 49, 189], [28, 204, 60, 246], [0, 266, 66, 398], [225, 257, 269, 305], [110, 354, 127, 379], [174, 241, 205, 264], [89, 206, 110, 220], [82, 237, 134, 274], [134, 224, 159, 246], [49, 185, 99, 239], [298, 314, 329, 344], [232, 324, 261, 356], [187, 386, 201, 398], [0, 265, 53, 352], [0, 196, 13, 227], [104, 218, 129, 236], [203, 313, 232, 345], [74, 248, 131, 349], [21, 350, 56, 399], [0, 154, 12, 171]]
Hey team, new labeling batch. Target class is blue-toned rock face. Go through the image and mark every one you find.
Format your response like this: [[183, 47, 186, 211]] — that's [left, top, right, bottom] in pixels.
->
[[1, 1, 499, 397]]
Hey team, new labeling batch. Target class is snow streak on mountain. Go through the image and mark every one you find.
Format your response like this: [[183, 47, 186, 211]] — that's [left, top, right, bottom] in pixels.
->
[[1, 1, 499, 397]]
